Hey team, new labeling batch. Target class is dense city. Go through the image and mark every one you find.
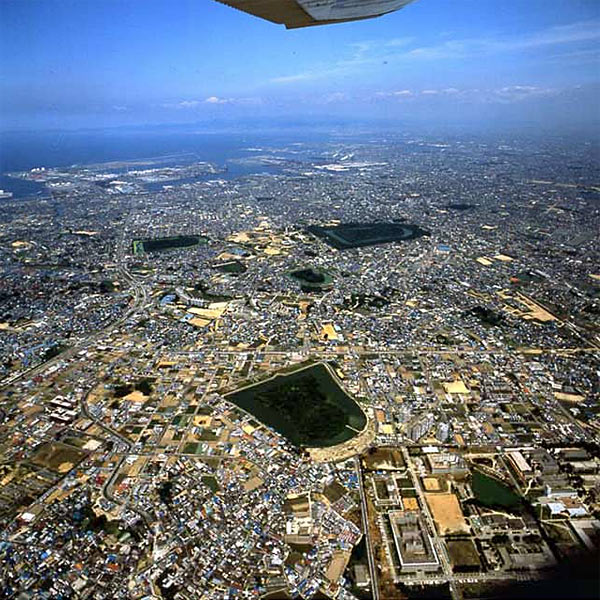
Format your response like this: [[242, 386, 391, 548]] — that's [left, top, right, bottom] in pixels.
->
[[0, 132, 599, 599]]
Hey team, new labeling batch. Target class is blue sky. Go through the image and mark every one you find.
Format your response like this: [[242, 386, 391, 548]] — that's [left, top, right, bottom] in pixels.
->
[[1, 0, 599, 131]]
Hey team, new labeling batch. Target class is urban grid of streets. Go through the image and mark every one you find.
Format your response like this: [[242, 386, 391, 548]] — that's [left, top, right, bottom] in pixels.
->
[[0, 132, 599, 599]]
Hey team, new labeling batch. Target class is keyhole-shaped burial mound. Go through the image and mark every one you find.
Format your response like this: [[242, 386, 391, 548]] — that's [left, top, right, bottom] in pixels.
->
[[226, 362, 367, 448]]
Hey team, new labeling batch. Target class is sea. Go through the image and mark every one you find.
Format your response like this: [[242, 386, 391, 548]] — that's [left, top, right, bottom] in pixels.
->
[[0, 126, 339, 199]]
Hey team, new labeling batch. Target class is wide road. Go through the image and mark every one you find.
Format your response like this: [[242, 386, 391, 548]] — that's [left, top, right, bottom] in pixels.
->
[[0, 262, 147, 391], [173, 346, 600, 358], [80, 383, 153, 528], [355, 456, 380, 600]]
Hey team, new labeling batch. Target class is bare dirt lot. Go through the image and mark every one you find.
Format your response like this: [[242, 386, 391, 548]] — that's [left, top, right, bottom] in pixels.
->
[[425, 493, 469, 535]]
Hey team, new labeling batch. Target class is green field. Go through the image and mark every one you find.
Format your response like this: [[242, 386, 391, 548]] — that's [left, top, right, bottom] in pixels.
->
[[226, 363, 366, 447], [216, 260, 247, 274], [447, 540, 482, 572], [308, 222, 428, 249], [132, 235, 207, 255], [288, 267, 333, 291]]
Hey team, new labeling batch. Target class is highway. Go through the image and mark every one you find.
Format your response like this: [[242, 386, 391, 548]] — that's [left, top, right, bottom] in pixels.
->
[[172, 346, 600, 359], [80, 383, 153, 528], [355, 456, 380, 600], [0, 229, 149, 392]]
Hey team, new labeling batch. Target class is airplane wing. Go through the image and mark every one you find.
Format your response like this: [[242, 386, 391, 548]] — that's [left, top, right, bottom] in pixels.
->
[[215, 0, 416, 29]]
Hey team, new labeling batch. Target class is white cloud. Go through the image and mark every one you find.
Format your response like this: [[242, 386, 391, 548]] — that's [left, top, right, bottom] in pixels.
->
[[160, 99, 203, 109], [386, 37, 416, 48], [374, 90, 414, 99], [205, 96, 228, 104], [402, 19, 600, 62], [270, 37, 415, 85], [491, 85, 557, 102], [162, 96, 262, 109], [181, 100, 203, 108], [372, 85, 563, 104], [269, 18, 600, 86], [270, 72, 316, 84]]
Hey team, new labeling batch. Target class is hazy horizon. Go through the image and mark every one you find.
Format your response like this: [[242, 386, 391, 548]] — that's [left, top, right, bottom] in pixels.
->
[[1, 0, 599, 134]]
